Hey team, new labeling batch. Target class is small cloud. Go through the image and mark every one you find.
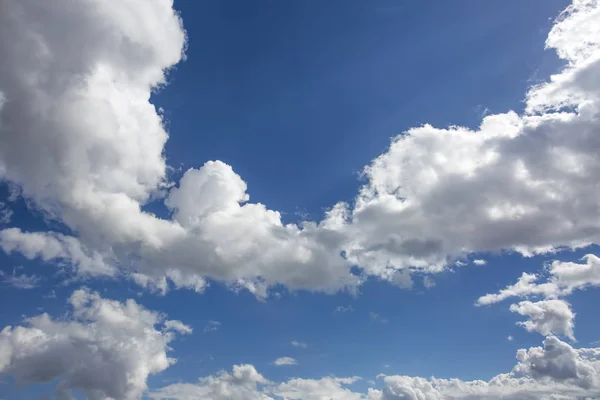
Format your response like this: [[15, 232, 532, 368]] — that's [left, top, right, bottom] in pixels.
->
[[0, 269, 40, 289], [274, 357, 297, 366], [370, 312, 389, 324], [454, 260, 467, 267], [164, 320, 193, 335], [43, 290, 57, 299], [0, 202, 13, 225], [507, 335, 514, 341], [291, 340, 307, 348], [383, 364, 391, 368], [335, 305, 354, 313], [392, 270, 413, 289], [423, 276, 435, 289], [473, 259, 487, 266], [203, 320, 221, 333]]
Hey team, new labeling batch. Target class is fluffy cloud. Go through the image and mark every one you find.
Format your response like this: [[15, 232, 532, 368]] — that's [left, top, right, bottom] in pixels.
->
[[272, 376, 364, 400], [478, 254, 600, 305], [148, 364, 273, 400], [150, 365, 365, 400], [335, 0, 600, 279], [1, 0, 600, 296], [0, 228, 116, 277], [377, 336, 600, 400], [0, 288, 189, 400], [151, 337, 600, 400], [510, 300, 576, 341]]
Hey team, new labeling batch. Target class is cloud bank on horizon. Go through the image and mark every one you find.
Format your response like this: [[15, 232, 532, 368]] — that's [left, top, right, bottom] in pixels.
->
[[1, 0, 600, 398]]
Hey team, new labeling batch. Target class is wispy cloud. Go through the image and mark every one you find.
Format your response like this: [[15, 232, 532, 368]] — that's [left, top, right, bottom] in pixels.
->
[[0, 202, 12, 225], [203, 320, 221, 333], [335, 305, 354, 313], [370, 312, 389, 324], [291, 340, 307, 348], [0, 269, 40, 289], [274, 357, 297, 366]]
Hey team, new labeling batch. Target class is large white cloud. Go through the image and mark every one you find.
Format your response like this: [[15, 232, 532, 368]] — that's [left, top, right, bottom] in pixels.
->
[[335, 0, 600, 278], [0, 288, 191, 400], [374, 336, 600, 400], [1, 0, 600, 295]]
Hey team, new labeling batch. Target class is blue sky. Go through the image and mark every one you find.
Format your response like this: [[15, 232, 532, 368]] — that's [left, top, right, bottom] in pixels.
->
[[1, 0, 600, 399]]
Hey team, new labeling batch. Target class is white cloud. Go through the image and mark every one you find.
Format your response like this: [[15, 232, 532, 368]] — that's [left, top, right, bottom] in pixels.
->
[[478, 254, 600, 305], [473, 259, 487, 266], [0, 202, 12, 225], [0, 287, 188, 400], [272, 376, 363, 400], [0, 269, 40, 289], [291, 340, 308, 348], [150, 365, 364, 400], [0, 228, 116, 277], [163, 319, 193, 335], [508, 335, 514, 341], [0, 0, 600, 297], [332, 0, 600, 279], [152, 336, 600, 400], [274, 357, 298, 366], [377, 336, 600, 400], [203, 320, 221, 333], [335, 305, 355, 313], [510, 300, 576, 341], [149, 364, 272, 400]]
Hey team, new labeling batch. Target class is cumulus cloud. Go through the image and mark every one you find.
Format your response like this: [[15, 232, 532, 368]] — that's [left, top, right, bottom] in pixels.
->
[[336, 0, 600, 279], [0, 288, 188, 400], [335, 305, 355, 313], [149, 364, 272, 400], [478, 254, 600, 305], [152, 337, 600, 400], [0, 228, 116, 277], [272, 376, 364, 400], [376, 336, 600, 400], [473, 259, 487, 266], [274, 357, 298, 366], [150, 365, 364, 400], [1, 0, 600, 296], [510, 300, 576, 341]]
